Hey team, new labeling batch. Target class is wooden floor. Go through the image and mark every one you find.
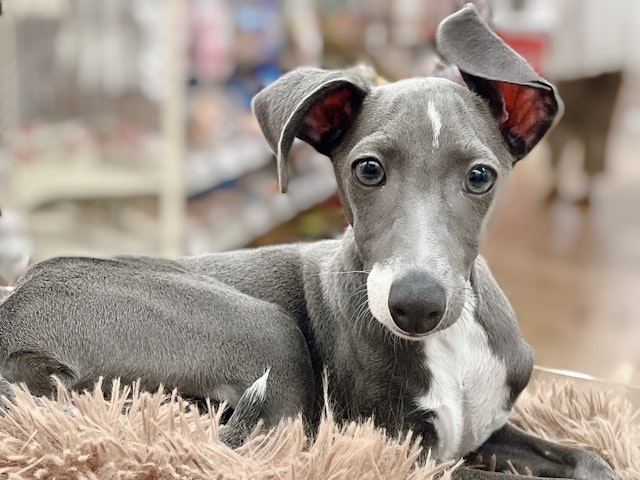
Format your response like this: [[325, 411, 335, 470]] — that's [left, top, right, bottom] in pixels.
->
[[482, 76, 640, 388]]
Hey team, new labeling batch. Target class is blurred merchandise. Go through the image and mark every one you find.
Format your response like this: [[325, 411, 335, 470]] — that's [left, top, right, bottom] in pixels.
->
[[249, 196, 347, 247], [490, 0, 557, 74], [318, 0, 448, 77], [2, 0, 638, 264], [542, 0, 633, 80], [189, 0, 235, 84], [188, 157, 337, 253], [0, 0, 336, 263]]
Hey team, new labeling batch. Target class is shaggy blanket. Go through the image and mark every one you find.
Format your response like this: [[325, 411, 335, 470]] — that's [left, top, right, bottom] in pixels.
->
[[0, 379, 637, 479]]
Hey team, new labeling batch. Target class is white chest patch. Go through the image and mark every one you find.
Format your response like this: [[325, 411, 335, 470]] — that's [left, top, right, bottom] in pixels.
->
[[417, 292, 511, 461]]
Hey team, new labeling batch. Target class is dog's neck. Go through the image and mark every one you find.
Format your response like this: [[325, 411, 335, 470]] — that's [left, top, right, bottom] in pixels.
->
[[309, 227, 532, 459], [299, 228, 435, 440]]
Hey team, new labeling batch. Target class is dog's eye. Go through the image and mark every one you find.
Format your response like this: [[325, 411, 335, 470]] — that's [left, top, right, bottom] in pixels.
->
[[465, 165, 496, 195], [353, 158, 386, 187]]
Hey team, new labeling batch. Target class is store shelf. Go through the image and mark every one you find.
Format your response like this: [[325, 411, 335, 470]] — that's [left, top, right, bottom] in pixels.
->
[[189, 170, 338, 253], [11, 163, 163, 210], [186, 136, 271, 197], [16, 166, 338, 261], [11, 134, 271, 209], [2, 1, 337, 260]]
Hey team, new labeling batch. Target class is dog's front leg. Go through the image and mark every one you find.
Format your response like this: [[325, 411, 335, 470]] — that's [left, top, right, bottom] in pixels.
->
[[447, 468, 564, 479], [218, 338, 317, 449], [465, 422, 615, 479], [218, 368, 315, 448], [448, 468, 567, 479]]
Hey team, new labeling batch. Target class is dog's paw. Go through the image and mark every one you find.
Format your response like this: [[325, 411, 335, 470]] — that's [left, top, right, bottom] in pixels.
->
[[571, 449, 615, 480]]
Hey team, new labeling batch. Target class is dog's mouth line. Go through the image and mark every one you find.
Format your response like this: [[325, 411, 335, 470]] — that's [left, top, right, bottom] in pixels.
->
[[370, 310, 447, 339], [385, 324, 438, 341], [369, 300, 464, 340]]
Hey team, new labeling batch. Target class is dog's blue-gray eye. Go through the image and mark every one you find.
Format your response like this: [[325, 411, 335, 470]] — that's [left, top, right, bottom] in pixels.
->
[[465, 165, 496, 195], [353, 158, 386, 187]]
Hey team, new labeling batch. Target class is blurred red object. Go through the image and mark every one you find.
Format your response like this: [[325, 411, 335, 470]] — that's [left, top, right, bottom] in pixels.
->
[[497, 31, 549, 75]]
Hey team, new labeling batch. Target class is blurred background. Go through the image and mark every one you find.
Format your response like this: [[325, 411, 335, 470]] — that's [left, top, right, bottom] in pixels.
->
[[0, 0, 638, 390]]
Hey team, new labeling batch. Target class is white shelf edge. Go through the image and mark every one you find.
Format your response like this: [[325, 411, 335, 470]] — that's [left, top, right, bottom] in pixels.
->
[[12, 163, 163, 210]]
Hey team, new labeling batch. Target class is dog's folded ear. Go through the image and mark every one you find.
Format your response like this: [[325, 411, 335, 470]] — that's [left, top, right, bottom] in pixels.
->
[[252, 66, 374, 192], [436, 4, 563, 161]]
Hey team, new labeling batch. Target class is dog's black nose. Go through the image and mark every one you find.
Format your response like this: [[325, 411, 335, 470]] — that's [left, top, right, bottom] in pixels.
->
[[388, 273, 447, 335]]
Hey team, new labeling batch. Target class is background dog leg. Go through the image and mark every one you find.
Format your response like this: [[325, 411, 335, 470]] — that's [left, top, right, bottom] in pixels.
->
[[468, 422, 615, 479]]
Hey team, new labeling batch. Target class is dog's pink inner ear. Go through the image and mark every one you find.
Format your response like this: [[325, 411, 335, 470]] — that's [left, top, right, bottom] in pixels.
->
[[299, 86, 362, 156], [491, 81, 556, 159]]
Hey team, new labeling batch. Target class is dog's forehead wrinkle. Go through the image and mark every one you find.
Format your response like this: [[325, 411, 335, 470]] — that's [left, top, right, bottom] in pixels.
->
[[349, 94, 486, 173], [357, 89, 497, 168], [459, 137, 504, 167], [377, 75, 463, 95], [348, 130, 393, 158], [376, 77, 475, 113]]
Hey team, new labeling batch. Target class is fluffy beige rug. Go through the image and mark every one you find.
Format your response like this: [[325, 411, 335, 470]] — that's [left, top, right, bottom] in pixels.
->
[[0, 378, 637, 479]]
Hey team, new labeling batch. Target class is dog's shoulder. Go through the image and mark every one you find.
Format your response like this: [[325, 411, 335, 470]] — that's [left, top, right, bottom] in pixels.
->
[[471, 256, 534, 403]]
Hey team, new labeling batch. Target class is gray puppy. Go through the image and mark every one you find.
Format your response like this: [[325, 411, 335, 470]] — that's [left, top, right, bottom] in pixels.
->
[[0, 5, 615, 479]]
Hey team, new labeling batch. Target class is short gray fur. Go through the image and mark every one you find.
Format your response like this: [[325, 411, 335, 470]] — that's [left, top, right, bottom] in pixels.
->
[[0, 5, 614, 479]]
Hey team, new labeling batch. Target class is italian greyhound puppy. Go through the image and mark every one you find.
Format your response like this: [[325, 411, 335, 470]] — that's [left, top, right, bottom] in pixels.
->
[[0, 5, 615, 479]]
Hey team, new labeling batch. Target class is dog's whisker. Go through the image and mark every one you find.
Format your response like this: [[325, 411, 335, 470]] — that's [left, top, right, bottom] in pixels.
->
[[352, 299, 373, 336], [327, 270, 371, 275], [307, 270, 371, 278], [345, 286, 368, 304], [351, 299, 368, 325]]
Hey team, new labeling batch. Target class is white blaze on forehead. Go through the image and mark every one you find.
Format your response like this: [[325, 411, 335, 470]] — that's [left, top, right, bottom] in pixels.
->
[[427, 100, 442, 149]]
